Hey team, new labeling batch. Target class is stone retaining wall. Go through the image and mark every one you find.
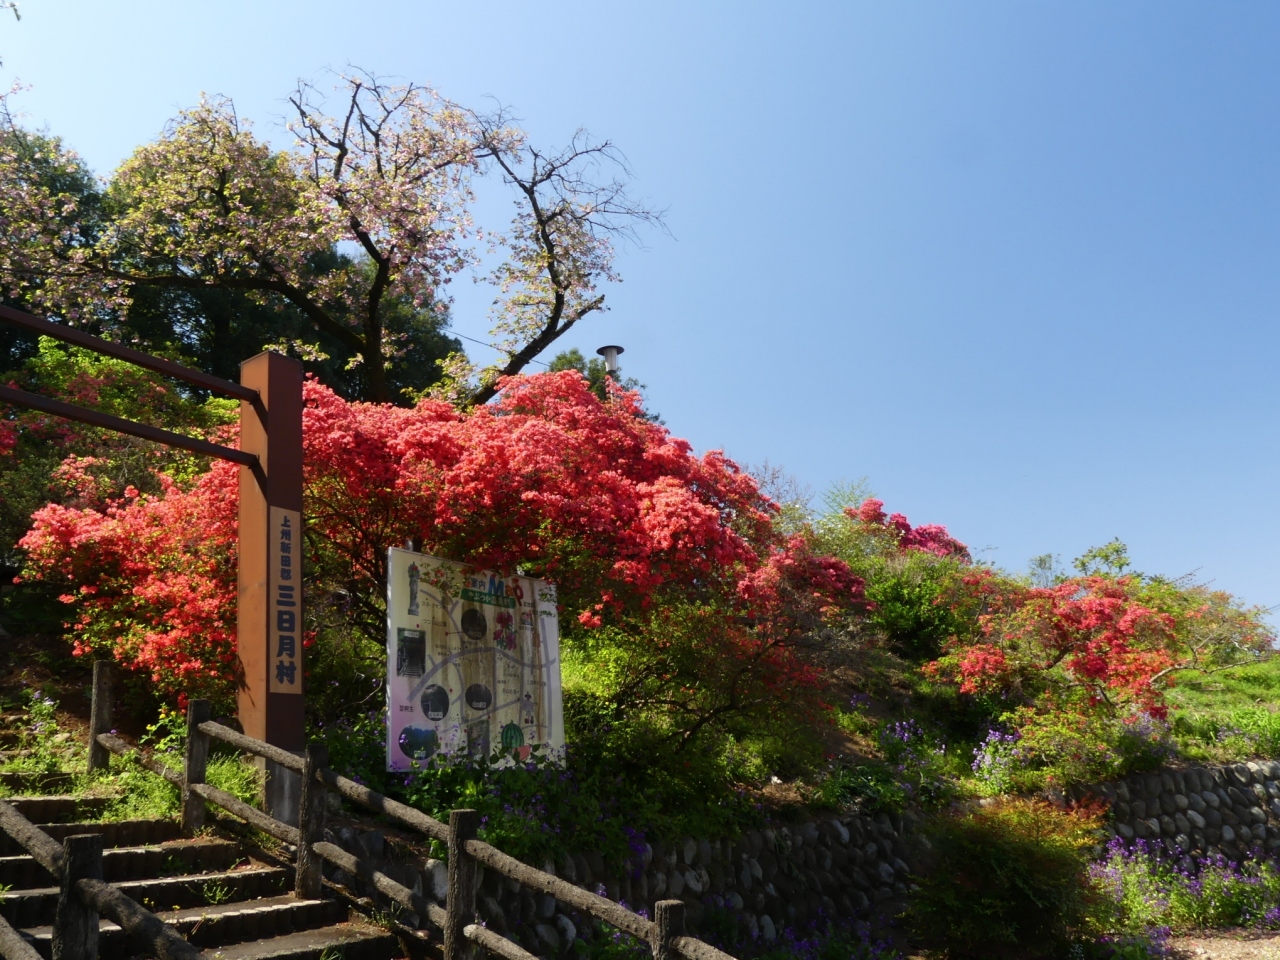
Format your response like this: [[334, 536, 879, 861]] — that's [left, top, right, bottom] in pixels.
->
[[1087, 760, 1280, 867], [328, 809, 917, 953]]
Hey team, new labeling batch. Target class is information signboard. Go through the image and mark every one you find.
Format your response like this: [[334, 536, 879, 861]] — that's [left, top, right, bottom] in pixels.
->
[[385, 547, 564, 771]]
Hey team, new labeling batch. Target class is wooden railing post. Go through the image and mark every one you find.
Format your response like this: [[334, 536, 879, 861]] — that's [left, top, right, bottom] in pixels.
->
[[294, 741, 328, 900], [444, 809, 479, 960], [652, 900, 685, 960], [53, 833, 102, 960], [181, 700, 212, 835], [87, 661, 111, 774]]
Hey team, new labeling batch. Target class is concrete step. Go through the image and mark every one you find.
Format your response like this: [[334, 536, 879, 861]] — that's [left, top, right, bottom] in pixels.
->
[[0, 837, 246, 888], [205, 922, 402, 960], [21, 895, 350, 957], [6, 795, 113, 824], [1, 866, 291, 927], [0, 818, 181, 856]]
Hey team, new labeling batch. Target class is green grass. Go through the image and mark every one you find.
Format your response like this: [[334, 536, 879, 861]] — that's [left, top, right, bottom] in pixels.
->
[[91, 751, 262, 822], [1166, 657, 1280, 761], [0, 690, 262, 821], [1166, 657, 1280, 713]]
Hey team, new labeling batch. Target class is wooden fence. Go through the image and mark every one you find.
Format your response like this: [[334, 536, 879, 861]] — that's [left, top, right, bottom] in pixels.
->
[[0, 796, 202, 960], [56, 662, 737, 960]]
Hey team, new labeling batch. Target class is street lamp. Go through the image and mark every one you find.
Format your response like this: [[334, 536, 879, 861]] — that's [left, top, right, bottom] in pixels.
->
[[596, 344, 624, 377]]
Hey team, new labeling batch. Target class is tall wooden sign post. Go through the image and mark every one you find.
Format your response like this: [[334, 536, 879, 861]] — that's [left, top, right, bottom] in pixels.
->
[[237, 352, 306, 824], [0, 307, 306, 823]]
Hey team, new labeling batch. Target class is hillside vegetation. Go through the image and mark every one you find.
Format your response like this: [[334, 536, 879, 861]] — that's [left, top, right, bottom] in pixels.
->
[[0, 349, 1276, 959]]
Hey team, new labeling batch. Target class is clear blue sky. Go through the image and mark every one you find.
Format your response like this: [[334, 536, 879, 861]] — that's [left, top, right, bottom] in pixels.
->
[[5, 2, 1279, 609]]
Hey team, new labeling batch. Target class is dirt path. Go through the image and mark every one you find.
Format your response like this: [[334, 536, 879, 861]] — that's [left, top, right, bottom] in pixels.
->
[[1171, 931, 1280, 959]]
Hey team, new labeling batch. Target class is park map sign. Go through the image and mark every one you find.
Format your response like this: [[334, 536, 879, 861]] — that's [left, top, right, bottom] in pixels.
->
[[385, 547, 564, 772]]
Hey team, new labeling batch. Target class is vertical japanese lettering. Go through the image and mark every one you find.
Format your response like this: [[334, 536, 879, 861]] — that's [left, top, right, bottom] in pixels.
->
[[269, 508, 303, 693]]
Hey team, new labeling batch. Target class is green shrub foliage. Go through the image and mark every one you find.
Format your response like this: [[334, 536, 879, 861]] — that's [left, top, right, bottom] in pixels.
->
[[906, 798, 1104, 959]]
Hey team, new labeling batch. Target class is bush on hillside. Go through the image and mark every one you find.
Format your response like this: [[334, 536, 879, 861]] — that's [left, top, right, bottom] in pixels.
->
[[20, 371, 867, 810], [812, 493, 974, 662], [906, 798, 1105, 959]]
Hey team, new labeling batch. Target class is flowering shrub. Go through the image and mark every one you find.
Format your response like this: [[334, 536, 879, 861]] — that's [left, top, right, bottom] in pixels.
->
[[927, 568, 1274, 722], [913, 549, 1275, 785], [19, 462, 240, 706], [971, 728, 1021, 795], [813, 494, 975, 660], [1091, 837, 1280, 933], [20, 371, 865, 745], [0, 337, 236, 567], [845, 497, 970, 560], [991, 701, 1176, 790], [876, 719, 958, 807], [0, 688, 75, 775]]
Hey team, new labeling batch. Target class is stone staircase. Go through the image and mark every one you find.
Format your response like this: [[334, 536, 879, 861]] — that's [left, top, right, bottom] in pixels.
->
[[0, 796, 404, 960]]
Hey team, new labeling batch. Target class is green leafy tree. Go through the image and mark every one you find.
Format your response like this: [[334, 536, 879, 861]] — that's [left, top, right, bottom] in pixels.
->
[[547, 348, 610, 397], [0, 73, 660, 404]]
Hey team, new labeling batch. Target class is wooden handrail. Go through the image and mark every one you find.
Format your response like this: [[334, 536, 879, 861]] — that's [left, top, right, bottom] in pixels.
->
[[0, 800, 62, 871], [73, 877, 203, 960], [317, 768, 449, 843], [198, 720, 305, 772], [195, 721, 452, 841], [0, 912, 42, 960], [312, 841, 448, 928], [672, 937, 740, 960], [189, 782, 301, 845], [83, 685, 741, 960], [465, 923, 540, 960], [464, 837, 654, 941], [0, 800, 201, 960], [96, 733, 184, 786]]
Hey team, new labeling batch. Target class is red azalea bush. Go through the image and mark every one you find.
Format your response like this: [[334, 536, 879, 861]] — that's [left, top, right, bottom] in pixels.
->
[[813, 494, 975, 660], [925, 568, 1272, 721], [20, 371, 865, 721], [846, 496, 971, 561], [925, 563, 1274, 786], [0, 338, 236, 577]]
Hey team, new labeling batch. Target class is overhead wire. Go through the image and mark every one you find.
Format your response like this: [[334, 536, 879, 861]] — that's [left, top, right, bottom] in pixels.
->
[[452, 331, 551, 368]]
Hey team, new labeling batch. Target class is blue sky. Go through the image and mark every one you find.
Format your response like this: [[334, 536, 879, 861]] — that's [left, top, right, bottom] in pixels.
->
[[4, 2, 1279, 609]]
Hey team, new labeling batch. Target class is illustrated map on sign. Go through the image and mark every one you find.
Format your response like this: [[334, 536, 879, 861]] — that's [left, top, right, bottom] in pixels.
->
[[384, 548, 564, 771]]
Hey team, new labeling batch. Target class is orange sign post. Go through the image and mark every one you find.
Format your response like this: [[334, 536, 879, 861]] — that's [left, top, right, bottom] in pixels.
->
[[237, 352, 306, 822]]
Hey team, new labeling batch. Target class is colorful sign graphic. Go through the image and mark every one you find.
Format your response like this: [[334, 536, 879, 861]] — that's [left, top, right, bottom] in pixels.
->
[[385, 548, 564, 771]]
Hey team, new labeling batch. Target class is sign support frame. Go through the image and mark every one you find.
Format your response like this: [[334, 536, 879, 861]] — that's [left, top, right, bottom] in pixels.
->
[[0, 306, 306, 821]]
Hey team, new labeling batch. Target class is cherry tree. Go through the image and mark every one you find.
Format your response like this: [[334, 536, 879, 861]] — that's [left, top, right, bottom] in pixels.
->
[[0, 73, 660, 404]]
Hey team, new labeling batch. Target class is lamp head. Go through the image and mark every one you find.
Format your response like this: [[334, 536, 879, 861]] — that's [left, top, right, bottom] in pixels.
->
[[596, 344, 625, 376]]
